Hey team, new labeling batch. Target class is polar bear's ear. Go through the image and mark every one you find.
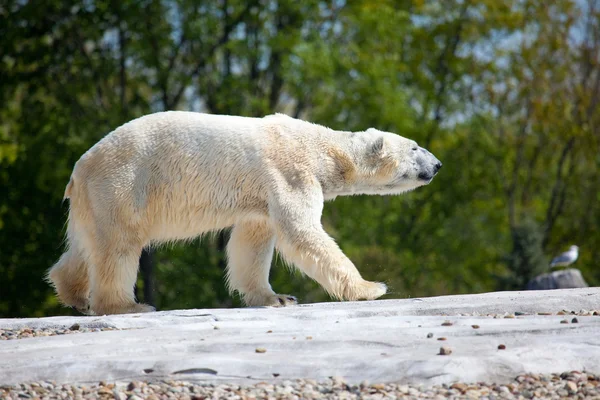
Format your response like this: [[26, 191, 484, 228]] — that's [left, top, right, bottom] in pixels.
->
[[369, 137, 386, 157]]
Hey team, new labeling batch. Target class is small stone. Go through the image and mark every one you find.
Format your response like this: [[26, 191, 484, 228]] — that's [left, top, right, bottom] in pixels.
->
[[266, 330, 273, 333], [560, 319, 569, 324], [451, 383, 467, 392], [498, 385, 510, 393], [515, 311, 526, 316], [504, 314, 515, 319], [537, 312, 552, 315], [471, 325, 480, 329], [127, 382, 140, 391], [371, 383, 385, 390], [69, 323, 80, 331], [498, 344, 506, 350], [439, 346, 452, 355], [437, 337, 447, 341], [306, 336, 313, 340], [572, 317, 579, 323], [566, 381, 578, 393], [213, 326, 219, 330], [427, 333, 433, 338], [398, 385, 409, 394], [255, 347, 267, 353], [97, 387, 112, 395], [441, 321, 453, 326], [522, 389, 534, 398]]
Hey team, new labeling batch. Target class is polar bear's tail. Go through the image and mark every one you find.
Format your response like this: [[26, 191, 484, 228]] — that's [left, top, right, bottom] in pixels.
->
[[64, 176, 75, 200]]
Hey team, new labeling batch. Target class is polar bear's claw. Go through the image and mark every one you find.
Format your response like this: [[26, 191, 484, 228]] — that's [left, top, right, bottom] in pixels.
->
[[272, 295, 297, 307], [245, 293, 298, 307]]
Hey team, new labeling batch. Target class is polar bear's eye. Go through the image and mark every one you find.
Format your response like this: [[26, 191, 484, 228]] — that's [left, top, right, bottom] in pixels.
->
[[412, 147, 418, 151]]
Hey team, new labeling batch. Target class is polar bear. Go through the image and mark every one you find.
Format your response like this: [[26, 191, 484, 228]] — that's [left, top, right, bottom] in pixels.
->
[[48, 112, 442, 315]]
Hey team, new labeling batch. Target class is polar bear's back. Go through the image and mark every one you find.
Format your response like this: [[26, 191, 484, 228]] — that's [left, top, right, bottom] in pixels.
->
[[91, 111, 265, 155], [69, 112, 277, 241]]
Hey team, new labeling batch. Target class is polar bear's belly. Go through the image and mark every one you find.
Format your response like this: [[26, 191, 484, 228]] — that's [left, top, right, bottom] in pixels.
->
[[143, 175, 270, 242]]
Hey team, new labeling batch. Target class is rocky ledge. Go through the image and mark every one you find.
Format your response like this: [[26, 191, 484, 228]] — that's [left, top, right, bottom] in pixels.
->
[[0, 288, 599, 390]]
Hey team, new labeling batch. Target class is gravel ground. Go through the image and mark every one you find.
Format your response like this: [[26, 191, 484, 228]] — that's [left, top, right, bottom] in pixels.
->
[[1, 372, 599, 399], [0, 325, 120, 340]]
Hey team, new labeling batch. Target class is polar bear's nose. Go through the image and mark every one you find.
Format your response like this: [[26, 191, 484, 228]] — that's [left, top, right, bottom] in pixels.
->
[[434, 162, 442, 173]]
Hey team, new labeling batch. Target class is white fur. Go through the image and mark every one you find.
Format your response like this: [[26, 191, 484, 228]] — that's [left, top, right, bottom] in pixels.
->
[[47, 111, 441, 314]]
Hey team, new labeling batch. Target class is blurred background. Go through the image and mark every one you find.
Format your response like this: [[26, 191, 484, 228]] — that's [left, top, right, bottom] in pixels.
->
[[1, 0, 598, 317]]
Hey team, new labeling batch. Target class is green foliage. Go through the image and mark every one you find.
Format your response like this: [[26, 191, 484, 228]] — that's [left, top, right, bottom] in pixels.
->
[[0, 0, 599, 317]]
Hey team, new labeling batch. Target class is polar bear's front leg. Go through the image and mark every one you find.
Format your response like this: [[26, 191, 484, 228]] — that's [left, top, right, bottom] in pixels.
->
[[270, 187, 387, 302], [226, 219, 297, 307], [275, 225, 387, 301]]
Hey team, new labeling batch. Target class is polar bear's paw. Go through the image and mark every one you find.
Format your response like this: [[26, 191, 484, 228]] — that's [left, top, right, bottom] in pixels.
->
[[344, 280, 387, 301], [90, 302, 156, 315], [244, 293, 298, 307], [367, 281, 388, 299], [128, 303, 157, 314], [73, 302, 93, 316]]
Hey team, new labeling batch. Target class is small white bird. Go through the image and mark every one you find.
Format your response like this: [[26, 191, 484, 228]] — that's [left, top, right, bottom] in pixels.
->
[[550, 245, 579, 268]]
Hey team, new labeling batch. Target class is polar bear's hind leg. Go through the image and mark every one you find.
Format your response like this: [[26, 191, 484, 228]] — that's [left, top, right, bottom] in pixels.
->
[[86, 227, 155, 315], [47, 248, 91, 314]]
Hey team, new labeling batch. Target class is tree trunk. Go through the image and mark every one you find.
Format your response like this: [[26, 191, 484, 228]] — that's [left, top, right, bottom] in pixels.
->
[[139, 248, 156, 307]]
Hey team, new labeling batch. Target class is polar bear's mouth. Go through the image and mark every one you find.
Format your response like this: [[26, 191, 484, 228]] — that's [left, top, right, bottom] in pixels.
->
[[418, 171, 434, 181]]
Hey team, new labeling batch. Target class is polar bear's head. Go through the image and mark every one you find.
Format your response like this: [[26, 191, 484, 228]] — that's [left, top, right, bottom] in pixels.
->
[[339, 128, 442, 197]]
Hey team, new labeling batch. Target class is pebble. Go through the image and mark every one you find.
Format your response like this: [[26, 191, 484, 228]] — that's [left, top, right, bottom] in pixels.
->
[[566, 381, 578, 393], [451, 382, 468, 391], [439, 346, 452, 355], [3, 373, 596, 399]]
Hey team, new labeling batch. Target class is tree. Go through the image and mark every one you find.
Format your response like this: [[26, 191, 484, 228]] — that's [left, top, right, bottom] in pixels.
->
[[0, 0, 598, 317]]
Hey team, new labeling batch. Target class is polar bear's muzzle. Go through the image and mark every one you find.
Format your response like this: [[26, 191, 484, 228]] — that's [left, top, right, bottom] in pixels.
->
[[416, 147, 442, 182]]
